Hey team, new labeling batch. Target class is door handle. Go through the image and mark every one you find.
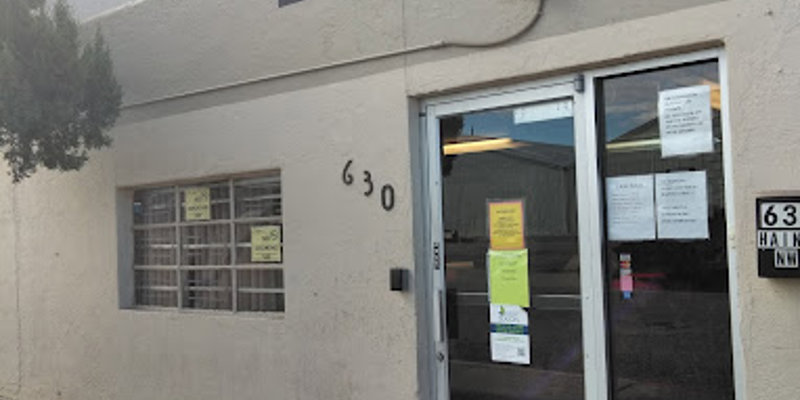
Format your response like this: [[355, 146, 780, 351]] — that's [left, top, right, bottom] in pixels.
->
[[437, 289, 446, 342]]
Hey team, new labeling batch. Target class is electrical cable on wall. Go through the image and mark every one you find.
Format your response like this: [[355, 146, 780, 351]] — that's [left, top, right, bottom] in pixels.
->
[[122, 0, 545, 109], [444, 0, 543, 48]]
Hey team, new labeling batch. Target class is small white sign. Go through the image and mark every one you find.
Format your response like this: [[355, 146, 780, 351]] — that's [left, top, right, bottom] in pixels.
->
[[489, 304, 530, 365], [606, 174, 656, 241], [513, 99, 573, 124], [658, 85, 714, 158], [655, 171, 709, 240], [490, 304, 527, 325], [759, 202, 800, 229], [757, 230, 800, 249]]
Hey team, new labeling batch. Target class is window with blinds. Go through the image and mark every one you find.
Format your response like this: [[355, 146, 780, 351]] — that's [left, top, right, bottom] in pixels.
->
[[132, 172, 284, 312]]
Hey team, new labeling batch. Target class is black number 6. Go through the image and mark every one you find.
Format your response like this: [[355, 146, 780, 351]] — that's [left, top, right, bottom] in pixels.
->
[[381, 184, 395, 211], [764, 205, 778, 226], [342, 160, 354, 185]]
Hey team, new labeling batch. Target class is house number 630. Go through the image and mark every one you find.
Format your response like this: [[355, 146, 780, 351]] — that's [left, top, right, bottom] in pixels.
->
[[342, 159, 395, 211]]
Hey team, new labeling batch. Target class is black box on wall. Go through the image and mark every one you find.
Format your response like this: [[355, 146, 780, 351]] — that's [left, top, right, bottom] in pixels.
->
[[757, 197, 800, 277]]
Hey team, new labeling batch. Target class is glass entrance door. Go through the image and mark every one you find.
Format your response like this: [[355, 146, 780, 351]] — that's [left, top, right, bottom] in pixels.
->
[[433, 93, 585, 400], [423, 51, 735, 400], [596, 59, 733, 400]]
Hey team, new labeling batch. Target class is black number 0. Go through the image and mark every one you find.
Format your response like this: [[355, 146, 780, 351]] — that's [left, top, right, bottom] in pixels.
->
[[381, 184, 395, 211]]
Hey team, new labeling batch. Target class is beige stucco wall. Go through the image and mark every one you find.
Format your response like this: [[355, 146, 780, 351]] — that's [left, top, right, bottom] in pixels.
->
[[728, 2, 800, 399], [0, 167, 19, 399], [10, 155, 121, 400], [114, 66, 419, 400], [1, 67, 418, 400], [3, 0, 800, 399], [82, 0, 724, 107]]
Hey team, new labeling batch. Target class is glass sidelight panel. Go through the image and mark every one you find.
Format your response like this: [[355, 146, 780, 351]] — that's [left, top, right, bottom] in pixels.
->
[[440, 99, 584, 400], [597, 60, 733, 400]]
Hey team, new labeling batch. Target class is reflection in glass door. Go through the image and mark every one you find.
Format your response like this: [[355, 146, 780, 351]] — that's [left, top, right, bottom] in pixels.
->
[[438, 98, 584, 400], [597, 60, 733, 400], [425, 52, 734, 400]]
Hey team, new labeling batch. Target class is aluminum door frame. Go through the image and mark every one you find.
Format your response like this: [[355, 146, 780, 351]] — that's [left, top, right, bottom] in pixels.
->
[[420, 75, 608, 400], [582, 48, 743, 400], [417, 47, 741, 400]]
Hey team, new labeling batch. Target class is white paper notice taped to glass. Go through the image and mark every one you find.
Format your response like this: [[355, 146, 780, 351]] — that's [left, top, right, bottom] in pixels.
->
[[489, 304, 530, 365], [606, 174, 656, 241], [655, 171, 709, 239], [658, 85, 714, 158], [513, 99, 572, 124]]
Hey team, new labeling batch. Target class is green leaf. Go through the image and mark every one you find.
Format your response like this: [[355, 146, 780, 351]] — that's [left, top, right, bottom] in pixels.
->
[[0, 0, 122, 182]]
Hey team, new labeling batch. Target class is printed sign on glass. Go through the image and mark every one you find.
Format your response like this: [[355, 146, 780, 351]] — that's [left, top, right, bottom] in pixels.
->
[[489, 304, 530, 365], [251, 225, 282, 263], [184, 187, 211, 221], [655, 171, 709, 240], [488, 249, 529, 308], [606, 174, 656, 241], [488, 200, 525, 250], [513, 99, 573, 125], [658, 85, 714, 158]]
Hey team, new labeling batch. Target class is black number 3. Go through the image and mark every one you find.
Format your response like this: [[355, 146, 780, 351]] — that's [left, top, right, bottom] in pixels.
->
[[784, 204, 797, 226], [363, 171, 374, 196]]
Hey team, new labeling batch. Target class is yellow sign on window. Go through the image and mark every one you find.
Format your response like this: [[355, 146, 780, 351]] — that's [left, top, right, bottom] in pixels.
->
[[184, 187, 211, 221], [251, 225, 282, 263], [488, 249, 530, 308], [488, 200, 525, 250]]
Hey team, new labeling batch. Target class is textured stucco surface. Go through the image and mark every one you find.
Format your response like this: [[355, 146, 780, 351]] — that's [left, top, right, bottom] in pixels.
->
[[404, 2, 737, 96], [114, 68, 419, 400], [8, 155, 120, 400], [2, 68, 418, 400], [79, 0, 721, 107], [726, 1, 800, 399], [0, 169, 19, 399], [83, 0, 407, 106], [3, 0, 800, 399]]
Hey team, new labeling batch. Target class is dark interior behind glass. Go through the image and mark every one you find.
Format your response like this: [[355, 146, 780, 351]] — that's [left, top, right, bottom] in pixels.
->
[[440, 100, 584, 400], [597, 60, 733, 400]]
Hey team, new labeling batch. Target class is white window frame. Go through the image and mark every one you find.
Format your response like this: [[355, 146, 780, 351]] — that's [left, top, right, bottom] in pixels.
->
[[128, 172, 285, 314], [418, 48, 743, 400]]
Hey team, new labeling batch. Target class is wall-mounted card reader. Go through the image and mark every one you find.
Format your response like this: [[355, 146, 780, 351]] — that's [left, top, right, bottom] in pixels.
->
[[390, 268, 410, 291], [757, 197, 800, 277]]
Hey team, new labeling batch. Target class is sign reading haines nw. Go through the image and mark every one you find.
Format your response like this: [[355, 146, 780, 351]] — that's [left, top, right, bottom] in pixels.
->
[[757, 197, 800, 277]]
